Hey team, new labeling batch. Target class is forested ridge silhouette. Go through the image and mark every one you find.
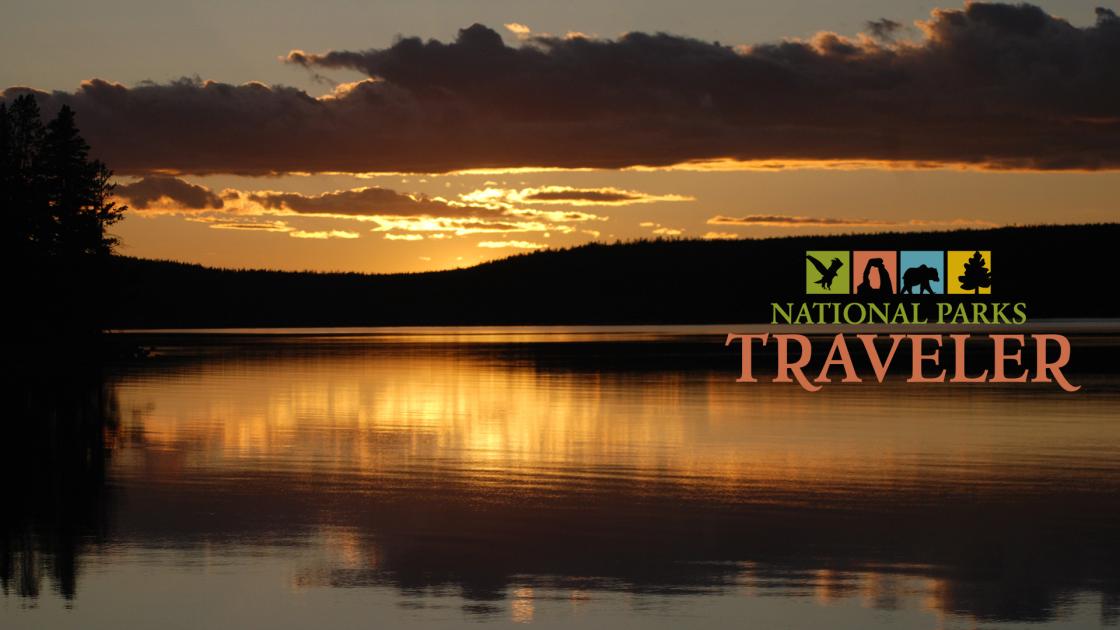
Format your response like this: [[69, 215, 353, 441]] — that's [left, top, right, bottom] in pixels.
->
[[107, 223, 1117, 328]]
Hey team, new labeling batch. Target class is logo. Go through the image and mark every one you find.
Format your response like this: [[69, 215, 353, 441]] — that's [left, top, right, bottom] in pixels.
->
[[726, 246, 1079, 393], [804, 251, 849, 294], [853, 251, 896, 296], [899, 251, 944, 294], [805, 250, 992, 295], [948, 250, 992, 295]]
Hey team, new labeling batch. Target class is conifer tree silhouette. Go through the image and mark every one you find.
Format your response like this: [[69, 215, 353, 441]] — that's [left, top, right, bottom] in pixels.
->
[[958, 251, 992, 294], [2, 95, 127, 352], [43, 105, 123, 255]]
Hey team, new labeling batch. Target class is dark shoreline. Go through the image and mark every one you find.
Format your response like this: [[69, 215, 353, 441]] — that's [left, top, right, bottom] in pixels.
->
[[104, 223, 1120, 329]]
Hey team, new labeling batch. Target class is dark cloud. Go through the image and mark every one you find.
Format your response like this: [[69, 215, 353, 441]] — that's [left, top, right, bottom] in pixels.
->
[[709, 215, 889, 227], [463, 185, 691, 206], [865, 18, 903, 41], [525, 190, 641, 203], [203, 221, 289, 231], [115, 177, 604, 238], [6, 3, 1120, 174], [247, 187, 504, 218], [708, 214, 997, 227], [115, 175, 224, 209], [244, 186, 605, 236]]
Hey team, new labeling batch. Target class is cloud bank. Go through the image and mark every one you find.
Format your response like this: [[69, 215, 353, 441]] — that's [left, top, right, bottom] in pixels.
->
[[460, 186, 693, 207], [708, 215, 998, 228], [115, 175, 224, 209], [708, 215, 894, 227], [115, 177, 607, 240], [6, 3, 1119, 174]]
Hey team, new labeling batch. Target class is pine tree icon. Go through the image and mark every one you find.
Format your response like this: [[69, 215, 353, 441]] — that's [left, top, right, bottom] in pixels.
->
[[958, 251, 992, 294]]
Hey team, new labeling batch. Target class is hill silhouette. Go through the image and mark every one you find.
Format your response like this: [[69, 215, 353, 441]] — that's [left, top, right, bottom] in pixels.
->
[[106, 223, 1118, 328]]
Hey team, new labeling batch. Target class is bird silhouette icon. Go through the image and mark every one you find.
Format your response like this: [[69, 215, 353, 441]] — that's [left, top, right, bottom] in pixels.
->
[[807, 254, 844, 290]]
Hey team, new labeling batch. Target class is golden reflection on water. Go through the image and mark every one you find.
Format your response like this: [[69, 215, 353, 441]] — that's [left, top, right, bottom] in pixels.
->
[[6, 330, 1120, 630], [115, 344, 1120, 494], [35, 330, 1111, 628]]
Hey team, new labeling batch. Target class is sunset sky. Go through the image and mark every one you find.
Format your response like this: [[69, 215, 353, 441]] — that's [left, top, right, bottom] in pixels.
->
[[3, 0, 1117, 272]]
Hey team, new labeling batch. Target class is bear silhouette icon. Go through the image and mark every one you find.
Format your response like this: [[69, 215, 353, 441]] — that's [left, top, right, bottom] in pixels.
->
[[901, 264, 940, 294]]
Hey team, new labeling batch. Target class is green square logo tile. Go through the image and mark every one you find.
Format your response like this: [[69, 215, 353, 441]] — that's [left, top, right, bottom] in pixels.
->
[[805, 251, 850, 294]]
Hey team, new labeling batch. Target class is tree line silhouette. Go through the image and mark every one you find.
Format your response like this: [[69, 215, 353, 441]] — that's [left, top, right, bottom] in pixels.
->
[[107, 224, 1116, 328], [2, 96, 125, 353]]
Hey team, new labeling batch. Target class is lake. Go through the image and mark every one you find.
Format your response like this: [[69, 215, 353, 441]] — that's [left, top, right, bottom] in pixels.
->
[[3, 325, 1119, 629]]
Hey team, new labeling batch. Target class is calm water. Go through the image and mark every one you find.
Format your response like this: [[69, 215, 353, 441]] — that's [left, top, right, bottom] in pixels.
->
[[4, 325, 1120, 629]]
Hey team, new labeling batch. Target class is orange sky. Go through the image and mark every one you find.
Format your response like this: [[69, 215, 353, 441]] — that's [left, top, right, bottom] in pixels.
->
[[110, 167, 1119, 273], [5, 3, 1117, 272]]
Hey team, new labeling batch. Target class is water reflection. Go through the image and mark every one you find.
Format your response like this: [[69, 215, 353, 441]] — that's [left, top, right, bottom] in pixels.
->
[[4, 329, 1120, 628], [1, 373, 118, 601]]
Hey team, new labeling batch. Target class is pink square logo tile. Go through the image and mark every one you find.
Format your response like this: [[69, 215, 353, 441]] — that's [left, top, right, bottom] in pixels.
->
[[852, 251, 897, 296]]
